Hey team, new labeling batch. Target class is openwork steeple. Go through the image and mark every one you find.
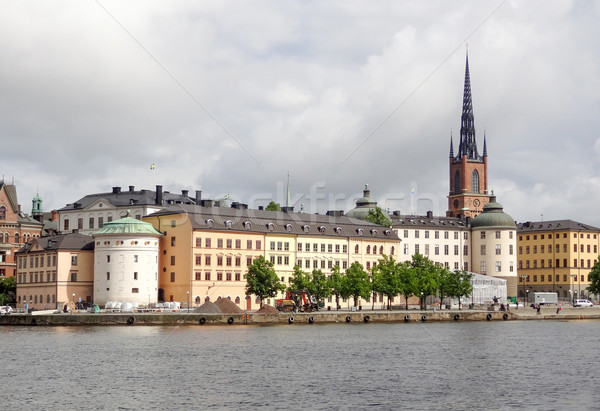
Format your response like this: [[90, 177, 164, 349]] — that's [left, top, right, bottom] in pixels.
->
[[454, 52, 482, 162]]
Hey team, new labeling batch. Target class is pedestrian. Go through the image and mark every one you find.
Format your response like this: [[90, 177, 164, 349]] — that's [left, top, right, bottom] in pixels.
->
[[507, 303, 510, 312], [515, 301, 519, 309], [536, 304, 541, 315], [556, 307, 560, 314]]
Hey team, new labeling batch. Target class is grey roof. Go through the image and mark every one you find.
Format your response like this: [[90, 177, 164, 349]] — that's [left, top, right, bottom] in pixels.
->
[[16, 233, 94, 254], [517, 219, 600, 233], [59, 186, 196, 211], [392, 214, 470, 230], [147, 204, 400, 241], [0, 182, 19, 212]]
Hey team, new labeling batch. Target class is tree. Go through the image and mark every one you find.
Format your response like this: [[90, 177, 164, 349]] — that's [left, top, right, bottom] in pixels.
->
[[327, 265, 344, 310], [397, 260, 418, 310], [245, 256, 285, 307], [342, 263, 372, 307], [265, 201, 281, 211], [366, 207, 392, 227], [372, 254, 402, 310], [0, 276, 16, 305], [410, 253, 441, 310], [587, 259, 600, 296], [310, 269, 330, 307], [437, 267, 453, 309], [452, 270, 473, 310], [288, 265, 312, 291]]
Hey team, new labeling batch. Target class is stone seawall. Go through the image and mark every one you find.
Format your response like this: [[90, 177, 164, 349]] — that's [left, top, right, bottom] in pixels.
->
[[1, 308, 599, 326]]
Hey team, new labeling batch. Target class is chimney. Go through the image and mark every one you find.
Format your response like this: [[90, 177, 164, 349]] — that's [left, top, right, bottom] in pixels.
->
[[129, 185, 135, 192], [258, 206, 264, 211], [112, 187, 121, 194], [195, 190, 202, 204], [426, 211, 433, 219], [326, 210, 343, 217], [156, 185, 163, 205], [231, 202, 248, 210], [182, 189, 189, 197], [281, 206, 294, 213]]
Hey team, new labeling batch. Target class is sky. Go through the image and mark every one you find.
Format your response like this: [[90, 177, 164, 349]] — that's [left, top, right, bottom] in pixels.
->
[[1, 1, 600, 226]]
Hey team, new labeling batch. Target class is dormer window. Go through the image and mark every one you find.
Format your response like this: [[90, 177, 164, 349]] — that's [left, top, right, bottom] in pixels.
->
[[319, 226, 326, 234], [302, 225, 310, 233], [285, 224, 292, 232], [225, 220, 233, 229], [334, 227, 342, 235], [267, 222, 274, 231], [206, 219, 214, 228], [371, 229, 378, 236], [357, 228, 364, 236], [244, 221, 252, 230]]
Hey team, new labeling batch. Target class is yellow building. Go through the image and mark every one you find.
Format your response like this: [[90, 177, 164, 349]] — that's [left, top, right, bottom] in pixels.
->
[[517, 220, 600, 302], [144, 204, 402, 311], [15, 233, 95, 311]]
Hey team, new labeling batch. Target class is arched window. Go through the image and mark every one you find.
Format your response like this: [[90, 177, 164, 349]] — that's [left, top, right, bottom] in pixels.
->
[[391, 246, 395, 255], [355, 244, 359, 253], [454, 171, 461, 194], [366, 245, 370, 254], [205, 296, 210, 302], [0, 206, 5, 220], [380, 246, 384, 254], [235, 296, 241, 304], [14, 233, 20, 243], [472, 170, 480, 194]]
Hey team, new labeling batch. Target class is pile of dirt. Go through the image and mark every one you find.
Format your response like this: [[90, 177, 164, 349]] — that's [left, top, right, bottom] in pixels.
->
[[255, 305, 279, 314], [215, 298, 243, 313], [194, 301, 222, 314]]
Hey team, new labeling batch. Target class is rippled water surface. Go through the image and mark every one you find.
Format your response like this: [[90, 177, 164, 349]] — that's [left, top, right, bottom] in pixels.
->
[[1, 320, 599, 410]]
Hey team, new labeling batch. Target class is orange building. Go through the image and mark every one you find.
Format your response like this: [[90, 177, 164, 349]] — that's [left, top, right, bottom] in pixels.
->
[[0, 181, 43, 278]]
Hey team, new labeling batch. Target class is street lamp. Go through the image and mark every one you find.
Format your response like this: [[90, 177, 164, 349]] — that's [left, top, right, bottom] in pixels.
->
[[187, 291, 190, 313], [526, 289, 529, 307]]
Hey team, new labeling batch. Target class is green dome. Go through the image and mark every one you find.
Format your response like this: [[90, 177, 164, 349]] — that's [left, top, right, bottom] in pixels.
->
[[346, 184, 379, 220], [94, 216, 162, 236], [470, 196, 516, 229]]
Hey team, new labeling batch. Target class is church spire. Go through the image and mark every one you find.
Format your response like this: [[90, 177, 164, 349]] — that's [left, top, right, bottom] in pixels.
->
[[449, 132, 454, 158], [456, 50, 481, 161], [483, 131, 487, 157]]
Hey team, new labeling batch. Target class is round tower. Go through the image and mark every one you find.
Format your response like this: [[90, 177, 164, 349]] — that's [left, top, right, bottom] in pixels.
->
[[92, 216, 162, 307]]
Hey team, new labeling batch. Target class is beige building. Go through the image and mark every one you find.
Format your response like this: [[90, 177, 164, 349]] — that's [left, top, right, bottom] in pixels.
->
[[15, 233, 94, 311], [144, 204, 402, 311]]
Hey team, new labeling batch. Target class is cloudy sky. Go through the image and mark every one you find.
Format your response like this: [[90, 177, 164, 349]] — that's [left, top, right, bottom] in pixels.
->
[[1, 1, 599, 225]]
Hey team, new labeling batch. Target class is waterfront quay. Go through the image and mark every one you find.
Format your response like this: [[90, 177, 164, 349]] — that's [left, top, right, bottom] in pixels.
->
[[1, 306, 598, 326]]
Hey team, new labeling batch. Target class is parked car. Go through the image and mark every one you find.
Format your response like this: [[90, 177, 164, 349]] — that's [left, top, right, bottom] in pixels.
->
[[0, 306, 13, 314], [573, 299, 594, 307]]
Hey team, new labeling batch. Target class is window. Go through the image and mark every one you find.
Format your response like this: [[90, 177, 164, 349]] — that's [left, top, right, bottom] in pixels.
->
[[343, 245, 347, 253], [495, 244, 501, 255], [277, 256, 282, 265], [226, 273, 232, 281], [133, 272, 138, 280], [170, 256, 175, 265], [415, 244, 420, 254], [89, 217, 94, 229], [256, 241, 261, 250], [509, 245, 513, 255], [284, 242, 290, 251], [195, 255, 202, 265], [404, 244, 409, 255], [404, 230, 409, 238], [328, 244, 333, 253], [415, 230, 419, 239], [335, 244, 340, 253], [425, 231, 429, 239], [297, 243, 302, 252], [495, 231, 501, 239], [454, 232, 459, 240], [247, 240, 253, 250], [305, 244, 310, 252], [171, 237, 176, 246], [206, 238, 212, 248], [270, 241, 276, 250], [495, 261, 501, 272], [217, 256, 223, 266], [235, 257, 241, 267], [195, 272, 201, 280], [226, 257, 232, 266], [217, 272, 223, 281], [454, 170, 461, 194], [71, 256, 78, 266], [284, 256, 289, 265], [78, 218, 83, 230], [454, 245, 459, 255], [205, 256, 211, 266], [277, 242, 282, 251], [134, 255, 138, 263], [227, 239, 232, 249], [218, 239, 223, 248], [480, 245, 486, 255], [64, 219, 70, 231], [463, 245, 469, 256], [444, 245, 449, 255], [106, 272, 110, 280], [171, 220, 176, 227], [355, 244, 359, 253], [235, 239, 241, 249], [170, 272, 175, 282], [472, 170, 480, 193], [305, 260, 310, 269], [480, 232, 486, 239], [205, 272, 211, 281], [434, 245, 439, 255], [435, 231, 439, 239], [480, 261, 486, 273], [71, 272, 77, 282]]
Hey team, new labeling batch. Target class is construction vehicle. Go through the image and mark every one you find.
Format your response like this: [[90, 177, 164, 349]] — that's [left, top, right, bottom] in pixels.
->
[[276, 290, 319, 313]]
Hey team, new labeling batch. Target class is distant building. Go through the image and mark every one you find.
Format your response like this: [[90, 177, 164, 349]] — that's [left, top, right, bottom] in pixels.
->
[[0, 181, 43, 278], [516, 220, 600, 301], [58, 185, 199, 235], [15, 233, 94, 311], [92, 216, 162, 306]]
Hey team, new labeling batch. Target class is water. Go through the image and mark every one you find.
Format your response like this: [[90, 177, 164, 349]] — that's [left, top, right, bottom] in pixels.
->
[[1, 320, 599, 410]]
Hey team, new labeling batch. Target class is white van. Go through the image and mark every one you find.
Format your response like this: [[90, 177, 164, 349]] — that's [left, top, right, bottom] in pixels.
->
[[573, 299, 594, 307]]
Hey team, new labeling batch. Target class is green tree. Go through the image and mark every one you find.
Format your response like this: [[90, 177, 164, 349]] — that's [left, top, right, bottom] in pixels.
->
[[288, 265, 312, 291], [410, 253, 441, 310], [245, 256, 285, 307], [437, 267, 453, 309], [587, 259, 600, 296], [310, 269, 330, 307], [0, 276, 16, 305], [366, 207, 392, 227], [451, 270, 473, 310], [397, 260, 418, 310], [372, 254, 402, 310], [265, 201, 281, 211], [342, 262, 372, 307], [327, 265, 345, 310]]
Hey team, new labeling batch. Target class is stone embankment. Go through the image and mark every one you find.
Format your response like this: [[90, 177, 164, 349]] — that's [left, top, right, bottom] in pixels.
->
[[0, 305, 598, 326]]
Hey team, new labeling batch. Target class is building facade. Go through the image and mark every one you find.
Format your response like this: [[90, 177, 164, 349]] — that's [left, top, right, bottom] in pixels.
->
[[15, 233, 94, 311], [58, 185, 199, 235], [516, 220, 600, 302], [0, 182, 43, 278]]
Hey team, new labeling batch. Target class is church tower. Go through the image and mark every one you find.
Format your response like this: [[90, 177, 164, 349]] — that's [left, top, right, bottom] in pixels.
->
[[447, 52, 489, 218]]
